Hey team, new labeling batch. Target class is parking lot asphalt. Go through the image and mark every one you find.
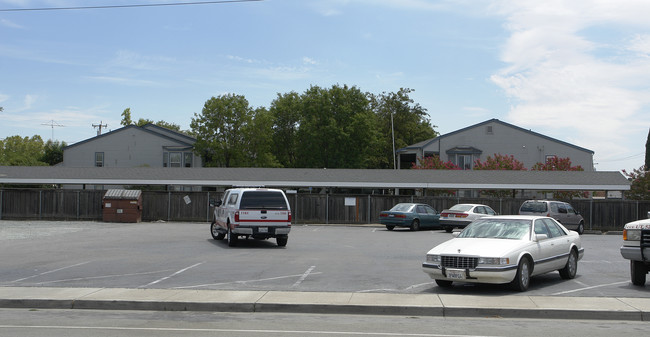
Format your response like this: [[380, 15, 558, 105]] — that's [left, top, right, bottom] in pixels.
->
[[0, 221, 648, 321], [0, 286, 649, 321]]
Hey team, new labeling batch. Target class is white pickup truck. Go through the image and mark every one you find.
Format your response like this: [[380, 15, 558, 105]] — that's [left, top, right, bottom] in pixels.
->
[[210, 188, 292, 247], [620, 218, 650, 286]]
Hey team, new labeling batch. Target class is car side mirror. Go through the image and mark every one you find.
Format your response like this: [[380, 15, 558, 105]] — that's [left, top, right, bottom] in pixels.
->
[[211, 199, 222, 207], [452, 232, 460, 238], [534, 234, 548, 241]]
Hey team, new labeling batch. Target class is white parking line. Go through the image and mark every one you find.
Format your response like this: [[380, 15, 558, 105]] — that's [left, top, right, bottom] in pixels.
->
[[10, 261, 91, 283], [140, 262, 204, 288], [21, 269, 176, 285], [174, 271, 324, 289], [552, 280, 629, 295], [292, 266, 316, 288]]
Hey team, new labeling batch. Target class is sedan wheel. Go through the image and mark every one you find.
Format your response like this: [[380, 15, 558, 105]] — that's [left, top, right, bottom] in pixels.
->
[[511, 258, 531, 292], [410, 219, 420, 231], [559, 250, 578, 279], [386, 225, 394, 231]]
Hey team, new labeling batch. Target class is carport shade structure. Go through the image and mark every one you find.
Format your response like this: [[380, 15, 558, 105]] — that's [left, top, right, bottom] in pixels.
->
[[0, 166, 631, 192]]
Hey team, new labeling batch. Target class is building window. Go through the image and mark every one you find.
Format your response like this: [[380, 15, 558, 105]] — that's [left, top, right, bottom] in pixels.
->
[[486, 126, 493, 135], [457, 154, 473, 170], [164, 151, 194, 168], [95, 152, 104, 167], [169, 152, 182, 167]]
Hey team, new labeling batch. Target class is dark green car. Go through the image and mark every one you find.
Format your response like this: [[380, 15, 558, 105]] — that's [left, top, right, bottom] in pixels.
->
[[379, 203, 441, 231]]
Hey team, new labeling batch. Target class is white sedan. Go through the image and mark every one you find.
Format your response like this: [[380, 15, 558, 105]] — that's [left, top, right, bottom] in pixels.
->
[[422, 215, 584, 291]]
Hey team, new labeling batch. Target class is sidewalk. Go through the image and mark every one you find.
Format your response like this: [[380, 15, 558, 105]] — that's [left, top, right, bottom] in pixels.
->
[[0, 287, 647, 321]]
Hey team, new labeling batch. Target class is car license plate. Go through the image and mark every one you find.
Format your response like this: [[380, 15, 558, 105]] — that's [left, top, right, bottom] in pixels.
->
[[258, 227, 268, 233], [389, 214, 394, 217], [446, 269, 465, 280]]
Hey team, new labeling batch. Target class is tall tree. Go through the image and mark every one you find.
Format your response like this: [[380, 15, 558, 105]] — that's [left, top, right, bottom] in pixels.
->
[[243, 107, 281, 167], [369, 88, 438, 169], [269, 91, 302, 168], [40, 140, 67, 166], [190, 94, 254, 167], [295, 84, 379, 168], [0, 135, 47, 166], [623, 166, 650, 200], [120, 108, 133, 126], [645, 130, 650, 171], [120, 107, 181, 131]]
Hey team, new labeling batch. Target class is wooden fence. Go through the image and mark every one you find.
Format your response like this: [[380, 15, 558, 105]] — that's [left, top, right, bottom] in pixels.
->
[[1, 188, 649, 230]]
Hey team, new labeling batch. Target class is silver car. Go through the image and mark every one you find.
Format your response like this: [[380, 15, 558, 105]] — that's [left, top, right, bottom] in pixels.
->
[[518, 200, 585, 234]]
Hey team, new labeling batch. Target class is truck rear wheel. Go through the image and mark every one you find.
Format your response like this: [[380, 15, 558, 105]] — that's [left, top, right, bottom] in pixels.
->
[[276, 236, 288, 247], [631, 260, 647, 286], [227, 227, 238, 247]]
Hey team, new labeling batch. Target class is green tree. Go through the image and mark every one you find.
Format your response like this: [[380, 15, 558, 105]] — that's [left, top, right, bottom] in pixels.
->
[[40, 140, 67, 166], [121, 107, 181, 131], [645, 131, 650, 171], [120, 108, 133, 126], [296, 84, 379, 168], [623, 166, 650, 200], [369, 88, 438, 169], [190, 94, 254, 167], [269, 91, 302, 168], [243, 107, 281, 167], [0, 135, 47, 166]]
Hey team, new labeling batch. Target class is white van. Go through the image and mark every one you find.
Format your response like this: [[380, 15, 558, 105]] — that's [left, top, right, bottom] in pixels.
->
[[210, 188, 292, 247]]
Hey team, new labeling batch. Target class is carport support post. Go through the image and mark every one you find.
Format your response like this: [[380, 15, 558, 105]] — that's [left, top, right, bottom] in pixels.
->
[[367, 195, 371, 224], [326, 193, 329, 225], [168, 191, 171, 221], [0, 189, 3, 220]]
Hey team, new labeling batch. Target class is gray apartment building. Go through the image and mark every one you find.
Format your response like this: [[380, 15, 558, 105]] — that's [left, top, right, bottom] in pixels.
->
[[397, 119, 594, 171]]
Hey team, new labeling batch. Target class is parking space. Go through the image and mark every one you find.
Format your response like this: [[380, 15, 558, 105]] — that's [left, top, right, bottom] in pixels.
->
[[0, 220, 646, 298]]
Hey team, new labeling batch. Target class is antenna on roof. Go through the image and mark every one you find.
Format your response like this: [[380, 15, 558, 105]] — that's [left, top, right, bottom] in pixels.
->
[[41, 120, 65, 141], [93, 121, 108, 135]]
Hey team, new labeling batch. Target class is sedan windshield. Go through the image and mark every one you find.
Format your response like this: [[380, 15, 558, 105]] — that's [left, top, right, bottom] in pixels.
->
[[458, 219, 531, 240], [389, 204, 414, 212], [449, 204, 473, 212]]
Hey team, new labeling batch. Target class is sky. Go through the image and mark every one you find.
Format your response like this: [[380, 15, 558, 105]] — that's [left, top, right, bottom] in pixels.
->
[[1, 0, 649, 173]]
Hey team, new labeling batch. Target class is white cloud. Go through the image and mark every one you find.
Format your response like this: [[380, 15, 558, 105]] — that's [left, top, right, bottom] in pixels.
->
[[489, 0, 650, 170], [107, 50, 175, 71], [85, 76, 163, 87], [1, 18, 23, 29], [303, 57, 317, 65]]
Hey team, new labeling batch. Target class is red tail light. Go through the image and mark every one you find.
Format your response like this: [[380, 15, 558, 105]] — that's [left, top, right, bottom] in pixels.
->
[[234, 211, 239, 222], [395, 214, 406, 218], [288, 211, 292, 223]]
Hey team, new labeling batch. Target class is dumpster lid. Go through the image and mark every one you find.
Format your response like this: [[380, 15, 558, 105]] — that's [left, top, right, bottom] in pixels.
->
[[103, 189, 142, 200]]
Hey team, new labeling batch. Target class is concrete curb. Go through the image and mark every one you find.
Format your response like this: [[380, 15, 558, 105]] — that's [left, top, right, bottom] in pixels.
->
[[0, 287, 648, 321]]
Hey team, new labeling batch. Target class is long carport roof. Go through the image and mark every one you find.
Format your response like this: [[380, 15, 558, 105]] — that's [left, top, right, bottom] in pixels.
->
[[0, 166, 630, 191]]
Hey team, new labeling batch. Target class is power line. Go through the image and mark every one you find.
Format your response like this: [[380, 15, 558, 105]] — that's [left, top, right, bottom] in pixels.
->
[[0, 0, 262, 12]]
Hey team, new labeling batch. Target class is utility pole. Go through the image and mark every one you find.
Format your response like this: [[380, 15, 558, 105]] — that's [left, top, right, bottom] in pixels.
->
[[41, 120, 65, 141], [92, 121, 108, 136]]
